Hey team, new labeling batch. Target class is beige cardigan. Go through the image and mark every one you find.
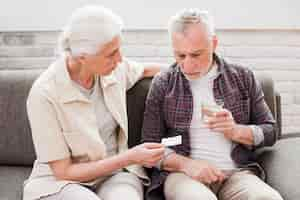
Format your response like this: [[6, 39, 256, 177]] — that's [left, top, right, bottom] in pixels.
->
[[23, 57, 149, 200]]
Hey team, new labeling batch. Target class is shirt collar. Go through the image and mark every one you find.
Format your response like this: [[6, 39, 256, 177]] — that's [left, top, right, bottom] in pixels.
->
[[100, 70, 118, 88], [55, 57, 92, 104]]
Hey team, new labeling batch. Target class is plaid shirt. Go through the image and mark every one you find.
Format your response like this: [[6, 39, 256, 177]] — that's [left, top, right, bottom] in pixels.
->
[[142, 54, 277, 200]]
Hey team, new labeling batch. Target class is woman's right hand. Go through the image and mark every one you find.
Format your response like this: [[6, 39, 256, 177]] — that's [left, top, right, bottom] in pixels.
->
[[126, 143, 165, 168], [48, 143, 164, 182]]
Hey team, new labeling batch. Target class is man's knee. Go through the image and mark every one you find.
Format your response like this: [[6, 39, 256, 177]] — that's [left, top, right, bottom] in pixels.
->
[[249, 190, 283, 200], [219, 171, 283, 200], [164, 173, 217, 200]]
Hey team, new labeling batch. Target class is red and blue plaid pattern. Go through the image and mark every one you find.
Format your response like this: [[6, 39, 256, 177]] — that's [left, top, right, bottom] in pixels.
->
[[142, 54, 277, 200]]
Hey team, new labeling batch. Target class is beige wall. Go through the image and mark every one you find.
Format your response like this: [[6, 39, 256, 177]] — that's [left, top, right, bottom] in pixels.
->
[[0, 29, 300, 133], [1, 0, 299, 30]]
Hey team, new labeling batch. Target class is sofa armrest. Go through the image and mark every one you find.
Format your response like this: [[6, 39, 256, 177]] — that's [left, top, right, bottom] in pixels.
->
[[275, 91, 282, 138], [280, 132, 300, 139], [256, 73, 281, 139], [256, 136, 300, 200]]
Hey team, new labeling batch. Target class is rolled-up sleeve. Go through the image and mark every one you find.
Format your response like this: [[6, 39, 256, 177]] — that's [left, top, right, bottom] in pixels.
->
[[247, 70, 277, 147], [27, 87, 70, 163], [249, 125, 264, 146]]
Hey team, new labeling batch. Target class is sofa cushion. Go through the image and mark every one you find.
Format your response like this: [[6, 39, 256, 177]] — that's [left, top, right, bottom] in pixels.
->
[[0, 166, 32, 200], [0, 70, 42, 166], [257, 137, 300, 200]]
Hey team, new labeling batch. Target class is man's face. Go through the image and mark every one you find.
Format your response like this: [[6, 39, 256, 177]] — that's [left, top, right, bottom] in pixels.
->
[[171, 24, 218, 79]]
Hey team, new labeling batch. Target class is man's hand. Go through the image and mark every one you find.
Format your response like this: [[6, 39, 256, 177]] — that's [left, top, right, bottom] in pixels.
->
[[181, 158, 226, 185]]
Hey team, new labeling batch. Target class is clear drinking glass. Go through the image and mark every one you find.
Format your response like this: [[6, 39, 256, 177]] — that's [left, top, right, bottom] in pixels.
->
[[201, 98, 224, 121]]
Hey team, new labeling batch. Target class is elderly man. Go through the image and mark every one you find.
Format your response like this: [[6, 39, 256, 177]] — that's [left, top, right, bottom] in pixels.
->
[[142, 9, 283, 200], [23, 5, 164, 200]]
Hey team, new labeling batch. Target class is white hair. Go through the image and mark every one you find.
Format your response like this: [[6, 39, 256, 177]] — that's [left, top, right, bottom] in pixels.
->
[[168, 8, 215, 38], [57, 5, 123, 57]]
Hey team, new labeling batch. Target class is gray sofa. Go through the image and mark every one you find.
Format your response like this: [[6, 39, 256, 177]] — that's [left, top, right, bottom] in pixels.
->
[[0, 69, 299, 200]]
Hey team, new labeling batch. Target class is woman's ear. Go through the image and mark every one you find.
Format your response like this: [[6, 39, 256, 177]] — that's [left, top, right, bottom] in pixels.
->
[[77, 53, 88, 66], [212, 35, 218, 52]]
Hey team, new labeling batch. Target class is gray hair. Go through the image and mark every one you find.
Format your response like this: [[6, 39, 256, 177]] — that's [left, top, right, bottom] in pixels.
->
[[57, 5, 123, 57], [168, 9, 215, 38]]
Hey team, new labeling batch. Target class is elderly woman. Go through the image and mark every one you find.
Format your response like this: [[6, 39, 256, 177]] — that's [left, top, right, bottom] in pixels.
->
[[23, 5, 164, 200]]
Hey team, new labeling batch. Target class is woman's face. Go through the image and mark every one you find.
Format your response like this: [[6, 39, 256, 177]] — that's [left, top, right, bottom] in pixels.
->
[[80, 36, 122, 76]]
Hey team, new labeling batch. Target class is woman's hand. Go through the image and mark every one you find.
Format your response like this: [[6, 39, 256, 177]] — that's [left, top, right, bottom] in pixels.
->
[[126, 143, 165, 168]]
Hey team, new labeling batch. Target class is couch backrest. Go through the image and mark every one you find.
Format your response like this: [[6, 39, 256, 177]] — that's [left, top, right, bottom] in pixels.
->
[[127, 78, 153, 148], [0, 70, 42, 166], [0, 70, 280, 166]]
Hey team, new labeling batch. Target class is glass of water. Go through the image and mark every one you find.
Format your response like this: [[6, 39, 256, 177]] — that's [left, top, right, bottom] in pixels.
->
[[201, 98, 224, 121]]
